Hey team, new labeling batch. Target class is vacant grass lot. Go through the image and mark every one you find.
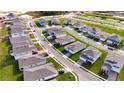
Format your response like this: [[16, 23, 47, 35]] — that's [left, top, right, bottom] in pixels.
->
[[82, 13, 124, 21], [56, 72, 76, 81], [117, 66, 124, 81], [0, 41, 23, 81]]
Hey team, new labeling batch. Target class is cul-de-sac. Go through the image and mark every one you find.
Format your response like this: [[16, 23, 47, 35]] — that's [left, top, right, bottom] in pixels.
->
[[0, 11, 124, 81]]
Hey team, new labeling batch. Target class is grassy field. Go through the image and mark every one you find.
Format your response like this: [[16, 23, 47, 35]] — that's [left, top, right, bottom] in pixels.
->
[[47, 57, 63, 70], [0, 29, 9, 37], [0, 41, 23, 81], [69, 51, 82, 62], [82, 12, 124, 21], [34, 20, 42, 27], [117, 66, 124, 81], [56, 72, 76, 81]]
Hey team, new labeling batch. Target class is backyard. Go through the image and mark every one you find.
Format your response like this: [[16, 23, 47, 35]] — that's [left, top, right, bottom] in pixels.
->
[[0, 41, 23, 81]]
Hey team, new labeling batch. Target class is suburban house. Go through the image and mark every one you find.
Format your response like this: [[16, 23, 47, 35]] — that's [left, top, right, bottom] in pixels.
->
[[51, 18, 60, 25], [55, 35, 75, 46], [101, 53, 124, 81], [10, 36, 33, 46], [12, 45, 38, 60], [10, 21, 27, 37], [23, 63, 58, 81], [79, 26, 92, 33], [18, 55, 46, 71], [95, 32, 110, 42], [74, 23, 85, 29], [45, 27, 66, 39], [106, 34, 122, 47], [87, 27, 100, 38], [64, 19, 75, 26], [39, 18, 48, 26], [80, 46, 101, 64], [64, 41, 86, 55]]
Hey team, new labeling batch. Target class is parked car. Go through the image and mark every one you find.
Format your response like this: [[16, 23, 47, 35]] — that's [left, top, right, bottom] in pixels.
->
[[58, 70, 65, 75]]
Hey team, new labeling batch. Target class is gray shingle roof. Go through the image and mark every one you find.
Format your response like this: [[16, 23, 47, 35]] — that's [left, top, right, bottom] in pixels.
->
[[23, 63, 58, 81]]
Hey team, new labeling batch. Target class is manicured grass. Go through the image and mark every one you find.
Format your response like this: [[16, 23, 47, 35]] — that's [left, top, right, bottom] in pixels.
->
[[32, 39, 37, 42], [82, 12, 124, 21], [0, 41, 23, 81], [57, 46, 64, 52], [0, 29, 9, 37], [47, 58, 63, 70], [117, 66, 124, 81], [69, 51, 82, 62], [34, 43, 43, 51], [34, 20, 42, 27], [56, 72, 76, 81]]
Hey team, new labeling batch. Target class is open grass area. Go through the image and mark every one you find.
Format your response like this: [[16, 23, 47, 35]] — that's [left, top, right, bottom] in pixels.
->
[[117, 66, 124, 81], [32, 39, 37, 42], [47, 57, 63, 70], [69, 51, 82, 62], [82, 12, 124, 21], [34, 20, 42, 27], [34, 43, 43, 51], [0, 41, 23, 81], [56, 72, 76, 81], [0, 29, 9, 37]]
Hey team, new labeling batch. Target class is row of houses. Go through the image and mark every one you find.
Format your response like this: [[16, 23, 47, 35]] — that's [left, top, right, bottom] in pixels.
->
[[9, 19, 58, 81], [39, 18, 123, 48]]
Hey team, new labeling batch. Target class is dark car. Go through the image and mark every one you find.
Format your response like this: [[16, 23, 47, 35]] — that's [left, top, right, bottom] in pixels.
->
[[108, 47, 115, 51], [58, 70, 65, 75]]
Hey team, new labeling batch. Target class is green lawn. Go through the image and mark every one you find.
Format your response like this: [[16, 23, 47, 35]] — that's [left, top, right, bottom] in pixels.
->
[[117, 66, 124, 81], [56, 72, 76, 81], [69, 51, 82, 62], [0, 41, 23, 81], [34, 43, 43, 51], [32, 39, 37, 42], [34, 20, 42, 27], [0, 29, 9, 37], [47, 57, 63, 70], [82, 12, 124, 21]]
